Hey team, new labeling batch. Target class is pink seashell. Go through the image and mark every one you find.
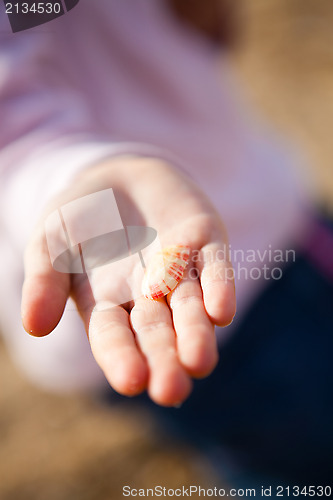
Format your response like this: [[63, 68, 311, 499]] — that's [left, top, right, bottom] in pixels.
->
[[142, 245, 190, 300]]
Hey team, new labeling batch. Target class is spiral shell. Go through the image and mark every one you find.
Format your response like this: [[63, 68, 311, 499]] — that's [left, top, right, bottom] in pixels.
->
[[142, 245, 190, 300]]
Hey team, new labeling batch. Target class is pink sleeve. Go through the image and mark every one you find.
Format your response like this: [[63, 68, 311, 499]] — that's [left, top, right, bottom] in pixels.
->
[[0, 16, 171, 250], [0, 22, 98, 241]]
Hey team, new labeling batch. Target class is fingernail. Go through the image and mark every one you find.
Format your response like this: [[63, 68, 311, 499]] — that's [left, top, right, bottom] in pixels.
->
[[173, 402, 183, 409]]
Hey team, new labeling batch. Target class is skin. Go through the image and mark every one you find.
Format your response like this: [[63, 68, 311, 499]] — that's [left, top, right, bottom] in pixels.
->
[[21, 156, 236, 407]]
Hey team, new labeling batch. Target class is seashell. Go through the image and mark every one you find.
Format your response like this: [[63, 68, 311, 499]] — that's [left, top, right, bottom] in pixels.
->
[[142, 245, 190, 300]]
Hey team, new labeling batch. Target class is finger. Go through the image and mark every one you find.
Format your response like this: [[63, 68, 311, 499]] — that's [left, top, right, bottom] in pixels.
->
[[167, 267, 218, 378], [130, 297, 192, 407], [88, 305, 148, 396], [197, 242, 236, 327], [22, 227, 70, 337]]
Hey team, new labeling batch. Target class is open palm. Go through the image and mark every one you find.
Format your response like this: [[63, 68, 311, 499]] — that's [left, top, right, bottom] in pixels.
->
[[22, 157, 236, 406]]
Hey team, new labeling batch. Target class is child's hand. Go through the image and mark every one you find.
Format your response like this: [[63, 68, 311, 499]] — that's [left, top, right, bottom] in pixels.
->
[[21, 157, 236, 406]]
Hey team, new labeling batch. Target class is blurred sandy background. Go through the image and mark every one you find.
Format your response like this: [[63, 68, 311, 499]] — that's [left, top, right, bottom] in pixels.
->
[[234, 0, 333, 210], [1, 1, 332, 498]]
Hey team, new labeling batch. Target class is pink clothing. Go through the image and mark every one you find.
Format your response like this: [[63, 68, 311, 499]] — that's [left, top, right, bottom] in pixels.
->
[[0, 0, 308, 390]]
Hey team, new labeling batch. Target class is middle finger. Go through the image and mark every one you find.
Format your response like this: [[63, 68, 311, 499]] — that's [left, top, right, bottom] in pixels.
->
[[130, 297, 192, 406]]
